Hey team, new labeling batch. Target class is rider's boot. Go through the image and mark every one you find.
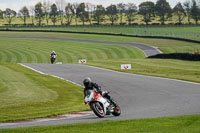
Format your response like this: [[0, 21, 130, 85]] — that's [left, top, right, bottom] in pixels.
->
[[110, 98, 118, 107], [103, 92, 118, 107]]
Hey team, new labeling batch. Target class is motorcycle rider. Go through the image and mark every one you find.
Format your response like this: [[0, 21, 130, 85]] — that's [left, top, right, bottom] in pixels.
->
[[50, 51, 56, 64], [50, 51, 56, 57], [83, 77, 117, 107]]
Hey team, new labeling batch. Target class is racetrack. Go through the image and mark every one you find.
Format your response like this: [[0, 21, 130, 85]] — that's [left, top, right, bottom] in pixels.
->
[[1, 63, 200, 129]]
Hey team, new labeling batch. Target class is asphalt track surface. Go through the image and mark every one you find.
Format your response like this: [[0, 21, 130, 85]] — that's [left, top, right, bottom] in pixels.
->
[[1, 63, 200, 129], [0, 35, 161, 57]]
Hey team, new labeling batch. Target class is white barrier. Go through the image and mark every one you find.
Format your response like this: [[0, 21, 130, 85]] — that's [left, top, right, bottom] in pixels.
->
[[121, 64, 131, 70], [79, 59, 87, 64], [56, 62, 62, 64]]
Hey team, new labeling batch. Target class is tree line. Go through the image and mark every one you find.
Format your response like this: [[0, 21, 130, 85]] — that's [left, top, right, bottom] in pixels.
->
[[0, 0, 200, 26]]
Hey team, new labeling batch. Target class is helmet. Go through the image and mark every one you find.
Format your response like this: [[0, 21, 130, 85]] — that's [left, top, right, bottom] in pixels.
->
[[83, 77, 92, 88], [52, 51, 55, 54]]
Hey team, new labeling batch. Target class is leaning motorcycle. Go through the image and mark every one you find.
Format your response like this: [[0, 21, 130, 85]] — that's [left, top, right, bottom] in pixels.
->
[[50, 55, 56, 64], [84, 89, 121, 118]]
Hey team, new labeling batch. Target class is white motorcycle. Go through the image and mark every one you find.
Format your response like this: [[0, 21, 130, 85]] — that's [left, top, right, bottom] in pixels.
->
[[50, 55, 56, 64], [84, 89, 121, 118]]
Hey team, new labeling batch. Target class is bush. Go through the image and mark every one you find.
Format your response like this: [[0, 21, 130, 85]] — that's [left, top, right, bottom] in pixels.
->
[[148, 53, 200, 61]]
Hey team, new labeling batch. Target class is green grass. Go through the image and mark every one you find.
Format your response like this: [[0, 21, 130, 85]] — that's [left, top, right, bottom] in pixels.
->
[[0, 63, 89, 122], [1, 31, 200, 54], [2, 25, 200, 41], [1, 115, 200, 133], [0, 37, 145, 63]]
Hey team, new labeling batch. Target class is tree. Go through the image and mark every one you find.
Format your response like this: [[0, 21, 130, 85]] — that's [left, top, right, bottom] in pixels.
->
[[106, 4, 118, 25], [86, 3, 95, 25], [76, 3, 89, 25], [29, 6, 35, 25], [18, 6, 29, 25], [117, 3, 126, 25], [184, 0, 192, 24], [56, 0, 66, 25], [139, 1, 155, 25], [50, 3, 58, 25], [35, 2, 44, 26], [4, 8, 16, 25], [0, 9, 3, 19], [125, 3, 137, 25], [94, 5, 105, 25], [173, 2, 186, 24], [155, 0, 172, 24], [65, 3, 75, 25], [43, 1, 51, 25], [73, 3, 79, 25], [191, 0, 200, 24]]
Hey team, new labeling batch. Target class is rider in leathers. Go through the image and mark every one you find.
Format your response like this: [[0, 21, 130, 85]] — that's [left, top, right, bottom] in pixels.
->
[[50, 51, 56, 57], [83, 77, 117, 107]]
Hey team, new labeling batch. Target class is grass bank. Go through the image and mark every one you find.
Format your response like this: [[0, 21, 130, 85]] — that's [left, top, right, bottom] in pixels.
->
[[1, 115, 200, 133], [0, 63, 88, 122], [2, 25, 200, 41], [1, 31, 200, 54], [0, 37, 145, 63]]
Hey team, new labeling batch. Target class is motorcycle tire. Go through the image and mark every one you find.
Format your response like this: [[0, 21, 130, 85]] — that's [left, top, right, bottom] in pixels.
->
[[51, 58, 55, 64], [112, 106, 121, 116], [90, 102, 105, 118]]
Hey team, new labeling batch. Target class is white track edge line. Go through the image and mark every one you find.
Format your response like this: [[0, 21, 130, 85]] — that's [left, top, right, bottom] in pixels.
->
[[152, 46, 163, 54], [18, 63, 83, 87]]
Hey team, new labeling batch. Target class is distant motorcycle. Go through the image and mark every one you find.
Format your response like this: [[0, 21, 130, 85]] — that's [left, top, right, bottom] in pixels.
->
[[50, 55, 56, 64], [84, 89, 121, 118]]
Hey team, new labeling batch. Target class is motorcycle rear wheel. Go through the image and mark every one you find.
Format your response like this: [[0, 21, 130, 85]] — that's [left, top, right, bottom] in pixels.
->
[[112, 106, 121, 116], [90, 102, 105, 118]]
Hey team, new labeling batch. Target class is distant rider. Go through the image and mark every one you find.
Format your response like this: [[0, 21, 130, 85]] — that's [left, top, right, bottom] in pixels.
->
[[50, 51, 56, 58], [83, 77, 117, 107], [50, 51, 57, 64]]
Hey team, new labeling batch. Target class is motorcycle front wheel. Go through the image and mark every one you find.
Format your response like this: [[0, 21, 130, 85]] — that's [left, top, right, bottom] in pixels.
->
[[51, 58, 55, 64], [90, 102, 105, 118]]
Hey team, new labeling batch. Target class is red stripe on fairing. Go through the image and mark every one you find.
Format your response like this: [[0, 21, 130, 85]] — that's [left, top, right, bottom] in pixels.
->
[[93, 91, 102, 101]]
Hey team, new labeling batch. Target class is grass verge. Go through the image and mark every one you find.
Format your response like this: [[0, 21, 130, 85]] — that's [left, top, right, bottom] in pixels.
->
[[0, 63, 88, 122], [0, 31, 200, 54], [0, 37, 145, 63], [2, 25, 200, 41], [88, 59, 200, 83], [0, 115, 200, 133]]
